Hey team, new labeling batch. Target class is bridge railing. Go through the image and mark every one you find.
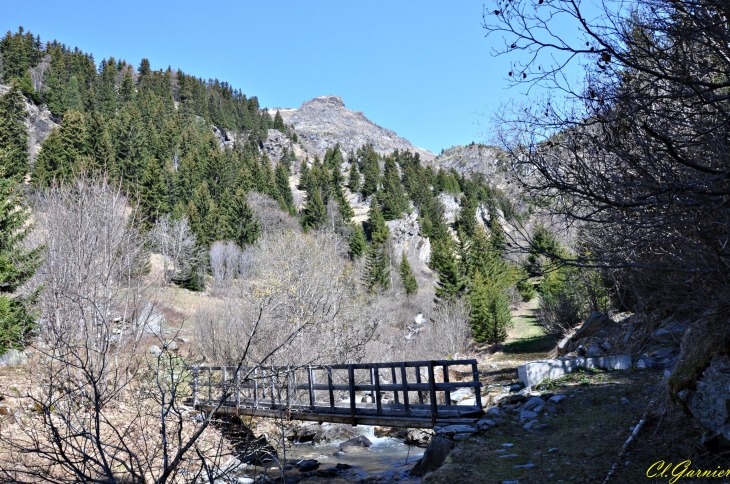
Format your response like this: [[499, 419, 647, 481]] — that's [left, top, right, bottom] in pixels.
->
[[191, 359, 482, 426]]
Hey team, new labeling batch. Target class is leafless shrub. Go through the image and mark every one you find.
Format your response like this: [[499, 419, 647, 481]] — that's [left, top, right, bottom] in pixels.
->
[[418, 299, 473, 360], [247, 191, 299, 237], [194, 229, 377, 367], [0, 178, 270, 483], [151, 214, 203, 286], [209, 241, 242, 287]]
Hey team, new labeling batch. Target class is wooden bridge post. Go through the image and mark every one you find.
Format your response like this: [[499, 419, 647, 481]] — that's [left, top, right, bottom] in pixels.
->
[[415, 366, 424, 404], [348, 364, 356, 426], [472, 361, 483, 411], [192, 366, 199, 407], [399, 362, 410, 415], [369, 368, 376, 403], [222, 367, 227, 404], [391, 367, 400, 405], [427, 361, 438, 426], [271, 370, 276, 407], [374, 364, 382, 415], [327, 367, 335, 411], [207, 367, 212, 404], [235, 368, 241, 408], [253, 367, 259, 408], [307, 366, 315, 410], [442, 363, 451, 406]]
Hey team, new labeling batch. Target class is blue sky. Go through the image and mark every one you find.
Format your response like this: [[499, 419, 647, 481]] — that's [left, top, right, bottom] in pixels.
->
[[3, 1, 574, 154]]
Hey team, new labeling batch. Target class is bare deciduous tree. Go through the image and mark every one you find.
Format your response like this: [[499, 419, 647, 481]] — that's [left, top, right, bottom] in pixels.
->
[[486, 0, 730, 308], [151, 214, 202, 287], [195, 229, 377, 368], [0, 179, 288, 483]]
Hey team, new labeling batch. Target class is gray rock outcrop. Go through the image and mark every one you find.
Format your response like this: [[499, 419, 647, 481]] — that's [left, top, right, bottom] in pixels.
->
[[431, 144, 507, 180], [0, 83, 58, 164], [273, 96, 435, 161], [386, 210, 431, 265]]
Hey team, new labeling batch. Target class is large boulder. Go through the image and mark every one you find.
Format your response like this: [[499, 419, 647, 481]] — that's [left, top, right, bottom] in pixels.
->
[[678, 355, 730, 448], [410, 436, 454, 477], [0, 349, 28, 366], [312, 423, 358, 444], [573, 312, 609, 340]]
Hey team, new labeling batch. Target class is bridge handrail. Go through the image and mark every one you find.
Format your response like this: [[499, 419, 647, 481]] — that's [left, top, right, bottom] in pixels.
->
[[190, 359, 483, 427]]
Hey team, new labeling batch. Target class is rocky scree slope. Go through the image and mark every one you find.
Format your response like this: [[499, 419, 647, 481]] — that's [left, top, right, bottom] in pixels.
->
[[273, 95, 435, 161]]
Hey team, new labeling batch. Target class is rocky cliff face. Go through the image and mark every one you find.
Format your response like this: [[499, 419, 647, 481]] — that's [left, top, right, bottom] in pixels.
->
[[273, 96, 435, 161], [0, 84, 58, 164], [430, 144, 508, 181]]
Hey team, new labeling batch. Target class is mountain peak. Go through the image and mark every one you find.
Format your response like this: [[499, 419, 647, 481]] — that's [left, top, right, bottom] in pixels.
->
[[304, 95, 346, 109], [274, 96, 434, 161]]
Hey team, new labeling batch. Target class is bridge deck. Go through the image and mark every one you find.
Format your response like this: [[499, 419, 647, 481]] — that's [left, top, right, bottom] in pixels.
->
[[191, 360, 483, 428]]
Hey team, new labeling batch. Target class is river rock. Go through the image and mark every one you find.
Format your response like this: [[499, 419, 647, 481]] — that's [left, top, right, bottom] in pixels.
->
[[449, 387, 474, 403], [286, 424, 319, 443], [339, 436, 372, 448], [651, 319, 688, 343], [148, 345, 162, 358], [410, 436, 453, 477], [434, 424, 477, 436], [313, 423, 358, 443], [520, 410, 538, 422], [522, 397, 545, 412], [295, 459, 320, 472], [585, 344, 603, 358], [401, 428, 434, 447]]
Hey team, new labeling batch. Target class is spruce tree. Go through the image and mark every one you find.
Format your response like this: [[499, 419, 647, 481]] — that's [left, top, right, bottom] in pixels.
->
[[139, 158, 169, 226], [361, 146, 380, 197], [275, 163, 295, 215], [348, 160, 360, 193], [366, 198, 389, 245], [469, 269, 511, 345], [334, 185, 354, 225], [0, 178, 42, 355], [455, 196, 478, 239], [119, 71, 135, 104], [432, 237, 465, 302], [63, 76, 84, 112], [363, 243, 390, 293], [349, 224, 367, 258], [380, 157, 408, 221], [399, 252, 418, 295], [301, 188, 326, 231], [273, 110, 285, 132], [222, 188, 260, 247], [0, 85, 29, 180]]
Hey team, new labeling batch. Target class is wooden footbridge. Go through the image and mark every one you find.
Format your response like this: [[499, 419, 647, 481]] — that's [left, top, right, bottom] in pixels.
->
[[191, 360, 483, 428]]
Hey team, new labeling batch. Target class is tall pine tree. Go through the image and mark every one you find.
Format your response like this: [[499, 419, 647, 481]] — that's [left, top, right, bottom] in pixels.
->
[[222, 188, 260, 247], [0, 85, 29, 180], [399, 252, 418, 295], [0, 179, 42, 355]]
